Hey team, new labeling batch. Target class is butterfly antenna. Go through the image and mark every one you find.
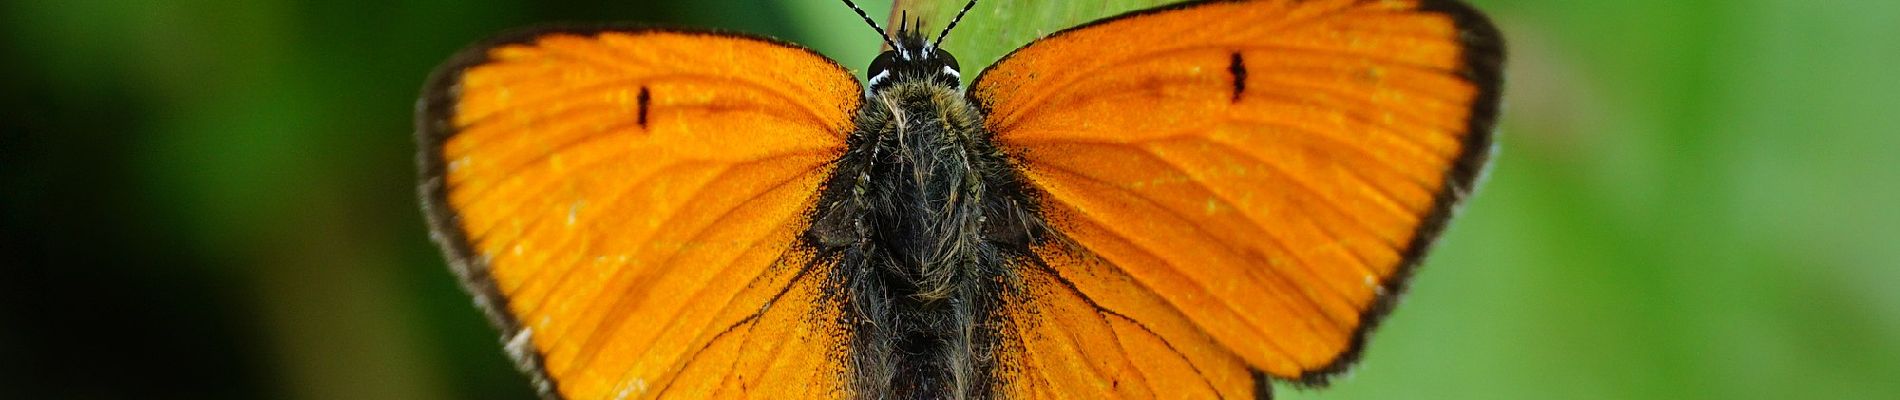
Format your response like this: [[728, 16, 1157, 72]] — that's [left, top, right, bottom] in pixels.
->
[[932, 0, 979, 52], [899, 10, 913, 58], [841, 0, 901, 51]]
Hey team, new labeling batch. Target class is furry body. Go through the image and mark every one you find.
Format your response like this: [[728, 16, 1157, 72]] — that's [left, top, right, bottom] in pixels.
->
[[808, 78, 1041, 399]]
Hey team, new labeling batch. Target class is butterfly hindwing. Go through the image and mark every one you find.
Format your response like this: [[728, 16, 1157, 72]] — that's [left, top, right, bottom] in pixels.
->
[[971, 0, 1503, 396], [417, 27, 862, 399]]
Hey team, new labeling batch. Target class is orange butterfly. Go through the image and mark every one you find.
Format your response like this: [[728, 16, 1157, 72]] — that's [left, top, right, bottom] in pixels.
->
[[416, 0, 1503, 398]]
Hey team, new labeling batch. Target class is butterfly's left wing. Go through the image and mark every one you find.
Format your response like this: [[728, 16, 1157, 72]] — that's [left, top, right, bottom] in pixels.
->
[[969, 0, 1503, 397], [417, 27, 861, 399]]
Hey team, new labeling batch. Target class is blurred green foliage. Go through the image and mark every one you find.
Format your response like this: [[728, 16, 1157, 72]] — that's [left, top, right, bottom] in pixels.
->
[[4, 0, 1897, 399]]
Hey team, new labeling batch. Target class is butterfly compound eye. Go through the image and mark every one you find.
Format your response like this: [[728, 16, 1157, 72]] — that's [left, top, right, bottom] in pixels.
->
[[867, 51, 897, 86], [934, 50, 962, 86], [941, 51, 960, 75]]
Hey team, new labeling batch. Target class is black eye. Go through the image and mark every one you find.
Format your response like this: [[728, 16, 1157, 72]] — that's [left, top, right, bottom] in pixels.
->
[[940, 51, 960, 74], [867, 51, 896, 80]]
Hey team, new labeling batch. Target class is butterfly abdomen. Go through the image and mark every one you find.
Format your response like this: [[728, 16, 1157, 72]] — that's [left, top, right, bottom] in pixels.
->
[[807, 78, 1043, 399]]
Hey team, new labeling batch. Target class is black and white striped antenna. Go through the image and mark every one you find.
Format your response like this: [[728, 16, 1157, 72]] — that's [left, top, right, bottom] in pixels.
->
[[840, 0, 902, 52], [931, 0, 979, 53]]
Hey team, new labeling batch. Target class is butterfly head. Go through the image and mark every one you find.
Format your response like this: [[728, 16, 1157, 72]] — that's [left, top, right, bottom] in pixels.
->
[[866, 19, 961, 91], [841, 0, 978, 92]]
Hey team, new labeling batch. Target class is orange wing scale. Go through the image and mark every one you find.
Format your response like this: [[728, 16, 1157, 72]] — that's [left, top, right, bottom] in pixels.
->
[[973, 0, 1500, 395], [419, 29, 861, 399], [998, 249, 1258, 398]]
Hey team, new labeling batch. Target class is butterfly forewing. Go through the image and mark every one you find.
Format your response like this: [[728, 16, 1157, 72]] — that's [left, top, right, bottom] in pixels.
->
[[971, 0, 1503, 395], [417, 28, 862, 399]]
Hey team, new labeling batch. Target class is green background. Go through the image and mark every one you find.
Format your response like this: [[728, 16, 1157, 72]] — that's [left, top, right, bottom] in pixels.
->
[[4, 0, 1897, 399]]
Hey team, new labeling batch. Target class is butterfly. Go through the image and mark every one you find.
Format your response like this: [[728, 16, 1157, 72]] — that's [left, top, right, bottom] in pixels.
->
[[415, 0, 1503, 398]]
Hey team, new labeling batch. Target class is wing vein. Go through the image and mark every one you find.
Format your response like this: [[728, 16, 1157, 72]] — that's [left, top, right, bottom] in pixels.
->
[[563, 162, 819, 368], [992, 41, 1464, 133], [1025, 256, 1221, 397], [1152, 137, 1395, 308], [1137, 140, 1374, 312], [1029, 165, 1313, 362], [1033, 150, 1358, 330], [530, 41, 844, 131], [455, 74, 838, 138], [645, 255, 821, 399]]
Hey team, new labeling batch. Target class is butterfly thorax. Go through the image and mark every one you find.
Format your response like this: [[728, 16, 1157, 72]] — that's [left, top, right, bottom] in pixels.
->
[[808, 68, 1042, 398]]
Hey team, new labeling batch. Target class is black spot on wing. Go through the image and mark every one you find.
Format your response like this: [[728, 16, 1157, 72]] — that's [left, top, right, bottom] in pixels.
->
[[637, 86, 651, 128], [1228, 52, 1246, 103]]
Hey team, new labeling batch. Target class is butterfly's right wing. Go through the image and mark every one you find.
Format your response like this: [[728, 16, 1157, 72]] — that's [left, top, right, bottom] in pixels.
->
[[417, 27, 863, 399], [971, 0, 1504, 397]]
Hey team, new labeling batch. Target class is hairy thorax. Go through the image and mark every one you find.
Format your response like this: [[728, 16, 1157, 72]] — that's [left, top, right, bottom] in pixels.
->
[[808, 79, 1042, 399]]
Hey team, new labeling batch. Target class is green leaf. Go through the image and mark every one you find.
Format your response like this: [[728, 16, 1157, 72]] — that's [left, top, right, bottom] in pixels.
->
[[919, 0, 1179, 81]]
